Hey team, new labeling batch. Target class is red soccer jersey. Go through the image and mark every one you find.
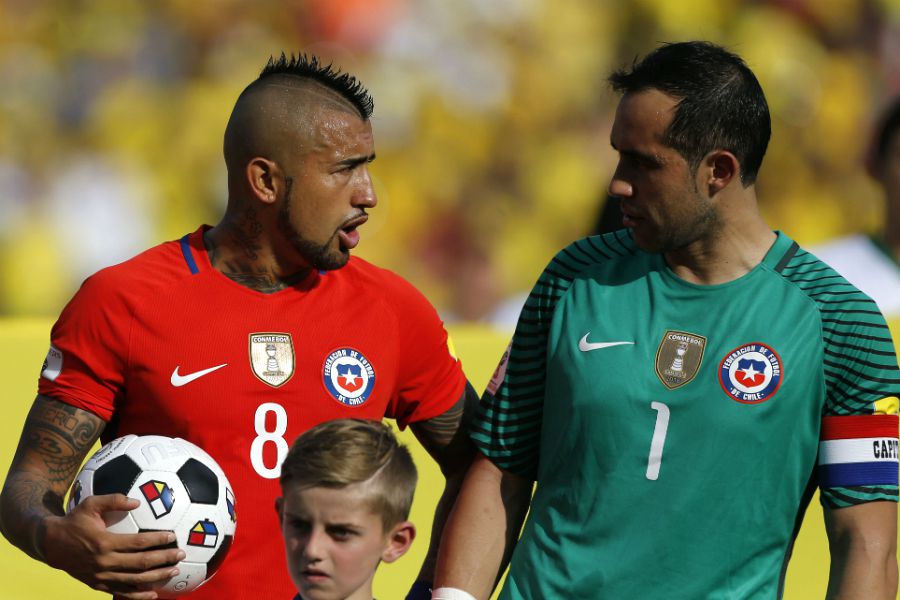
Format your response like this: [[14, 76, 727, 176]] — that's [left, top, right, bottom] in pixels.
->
[[38, 226, 466, 600]]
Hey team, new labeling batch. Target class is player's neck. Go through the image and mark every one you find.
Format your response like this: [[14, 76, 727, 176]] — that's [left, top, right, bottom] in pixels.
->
[[203, 223, 313, 293], [664, 218, 775, 286]]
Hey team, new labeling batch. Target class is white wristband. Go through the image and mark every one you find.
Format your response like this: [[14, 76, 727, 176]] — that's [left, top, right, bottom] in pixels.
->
[[431, 587, 477, 600]]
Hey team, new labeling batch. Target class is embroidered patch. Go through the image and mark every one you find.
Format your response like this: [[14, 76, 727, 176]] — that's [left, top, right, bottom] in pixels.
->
[[655, 331, 706, 390], [249, 333, 295, 388], [322, 348, 376, 407], [718, 342, 782, 404]]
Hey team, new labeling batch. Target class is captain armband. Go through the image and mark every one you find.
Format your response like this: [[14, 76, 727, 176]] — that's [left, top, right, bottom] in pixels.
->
[[818, 414, 899, 488]]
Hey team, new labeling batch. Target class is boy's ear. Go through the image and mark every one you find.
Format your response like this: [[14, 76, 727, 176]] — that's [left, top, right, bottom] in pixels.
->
[[381, 521, 416, 564], [275, 496, 284, 525]]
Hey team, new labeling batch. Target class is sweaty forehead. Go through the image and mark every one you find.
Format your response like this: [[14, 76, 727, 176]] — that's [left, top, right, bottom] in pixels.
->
[[306, 106, 374, 157], [611, 89, 678, 147]]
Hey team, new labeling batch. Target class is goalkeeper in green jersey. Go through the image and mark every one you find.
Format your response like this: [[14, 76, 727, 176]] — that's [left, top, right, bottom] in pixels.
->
[[433, 41, 900, 600]]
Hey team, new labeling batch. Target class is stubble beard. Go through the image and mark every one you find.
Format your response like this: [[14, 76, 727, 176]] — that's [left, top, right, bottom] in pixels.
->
[[278, 177, 350, 271], [656, 178, 719, 254], [660, 203, 719, 253]]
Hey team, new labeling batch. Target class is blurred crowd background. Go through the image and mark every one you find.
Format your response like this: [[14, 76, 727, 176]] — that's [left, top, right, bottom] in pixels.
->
[[2, 0, 900, 326]]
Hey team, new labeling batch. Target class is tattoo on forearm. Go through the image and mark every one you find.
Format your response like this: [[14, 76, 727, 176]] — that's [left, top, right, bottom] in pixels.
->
[[1, 400, 102, 556], [19, 400, 102, 488]]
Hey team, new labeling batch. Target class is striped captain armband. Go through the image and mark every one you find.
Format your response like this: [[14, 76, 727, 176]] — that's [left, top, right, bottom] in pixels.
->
[[818, 414, 899, 488]]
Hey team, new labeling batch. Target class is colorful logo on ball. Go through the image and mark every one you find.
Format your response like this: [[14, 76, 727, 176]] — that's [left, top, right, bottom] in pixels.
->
[[140, 480, 175, 518], [226, 489, 236, 523], [322, 348, 376, 407], [188, 519, 219, 548], [718, 342, 782, 404]]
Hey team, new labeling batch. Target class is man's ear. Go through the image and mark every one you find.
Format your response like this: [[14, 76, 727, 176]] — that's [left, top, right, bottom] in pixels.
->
[[247, 157, 281, 205], [275, 496, 284, 526], [381, 521, 416, 564], [703, 149, 740, 196]]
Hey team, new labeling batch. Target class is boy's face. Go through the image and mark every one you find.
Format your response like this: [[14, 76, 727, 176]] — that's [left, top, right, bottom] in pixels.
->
[[276, 483, 415, 600]]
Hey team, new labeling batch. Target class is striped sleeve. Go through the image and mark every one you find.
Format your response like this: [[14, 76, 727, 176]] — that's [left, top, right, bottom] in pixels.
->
[[786, 249, 900, 507], [819, 299, 900, 507], [469, 232, 633, 479]]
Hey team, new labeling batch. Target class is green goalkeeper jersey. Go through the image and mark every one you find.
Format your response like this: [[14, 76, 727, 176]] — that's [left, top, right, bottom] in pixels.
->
[[472, 231, 900, 599]]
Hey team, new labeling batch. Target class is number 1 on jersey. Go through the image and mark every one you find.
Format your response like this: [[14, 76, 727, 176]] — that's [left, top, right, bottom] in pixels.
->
[[646, 401, 670, 481]]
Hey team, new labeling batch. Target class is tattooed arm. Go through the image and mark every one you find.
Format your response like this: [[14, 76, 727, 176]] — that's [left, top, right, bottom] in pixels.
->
[[0, 396, 183, 600], [407, 382, 480, 591]]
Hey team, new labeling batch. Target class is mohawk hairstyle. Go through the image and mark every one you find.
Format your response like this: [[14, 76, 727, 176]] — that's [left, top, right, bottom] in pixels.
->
[[257, 52, 374, 119]]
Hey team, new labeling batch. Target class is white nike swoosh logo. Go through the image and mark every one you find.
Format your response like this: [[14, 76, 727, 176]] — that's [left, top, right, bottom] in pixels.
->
[[170, 364, 228, 387], [578, 333, 634, 352]]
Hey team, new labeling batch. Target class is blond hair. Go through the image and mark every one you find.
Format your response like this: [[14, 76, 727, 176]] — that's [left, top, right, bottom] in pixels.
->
[[280, 419, 417, 529]]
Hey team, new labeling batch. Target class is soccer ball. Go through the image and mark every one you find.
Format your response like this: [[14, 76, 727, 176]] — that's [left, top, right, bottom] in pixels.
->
[[67, 435, 237, 597]]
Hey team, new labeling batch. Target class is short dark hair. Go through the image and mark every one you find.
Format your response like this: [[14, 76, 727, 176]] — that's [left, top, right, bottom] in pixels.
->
[[609, 41, 771, 186], [280, 419, 417, 529], [256, 52, 374, 120]]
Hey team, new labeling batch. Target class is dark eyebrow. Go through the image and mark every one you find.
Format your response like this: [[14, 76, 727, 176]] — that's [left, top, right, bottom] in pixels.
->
[[610, 142, 663, 167], [336, 153, 376, 169]]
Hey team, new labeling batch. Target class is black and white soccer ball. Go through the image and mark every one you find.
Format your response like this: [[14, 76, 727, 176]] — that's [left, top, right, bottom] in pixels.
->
[[67, 434, 237, 597]]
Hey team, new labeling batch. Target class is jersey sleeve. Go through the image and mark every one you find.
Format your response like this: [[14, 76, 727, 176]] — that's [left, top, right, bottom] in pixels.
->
[[384, 276, 466, 429], [818, 301, 900, 508], [470, 237, 603, 480], [37, 270, 132, 421]]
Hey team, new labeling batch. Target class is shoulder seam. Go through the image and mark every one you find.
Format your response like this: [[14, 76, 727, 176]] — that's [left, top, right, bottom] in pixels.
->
[[773, 241, 799, 273]]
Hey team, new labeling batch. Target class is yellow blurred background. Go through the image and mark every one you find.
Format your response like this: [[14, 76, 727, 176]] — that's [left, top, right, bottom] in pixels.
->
[[3, 0, 900, 597], [1, 0, 900, 322]]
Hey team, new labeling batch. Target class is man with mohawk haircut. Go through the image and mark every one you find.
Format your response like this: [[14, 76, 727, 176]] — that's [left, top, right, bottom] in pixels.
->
[[1, 53, 477, 600]]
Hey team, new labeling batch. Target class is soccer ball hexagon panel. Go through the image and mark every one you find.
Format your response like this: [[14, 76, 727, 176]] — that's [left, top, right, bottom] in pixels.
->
[[67, 434, 237, 597]]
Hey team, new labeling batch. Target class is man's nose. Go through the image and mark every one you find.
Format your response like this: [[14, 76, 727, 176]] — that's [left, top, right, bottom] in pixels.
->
[[353, 168, 377, 208], [608, 169, 633, 199]]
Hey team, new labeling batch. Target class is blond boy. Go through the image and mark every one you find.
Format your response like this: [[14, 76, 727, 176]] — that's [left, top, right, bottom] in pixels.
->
[[276, 419, 418, 600]]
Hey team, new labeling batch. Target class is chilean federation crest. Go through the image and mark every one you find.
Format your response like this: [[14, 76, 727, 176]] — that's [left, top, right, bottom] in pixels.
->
[[655, 330, 706, 389], [322, 347, 376, 407], [718, 342, 783, 404], [249, 333, 295, 388]]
